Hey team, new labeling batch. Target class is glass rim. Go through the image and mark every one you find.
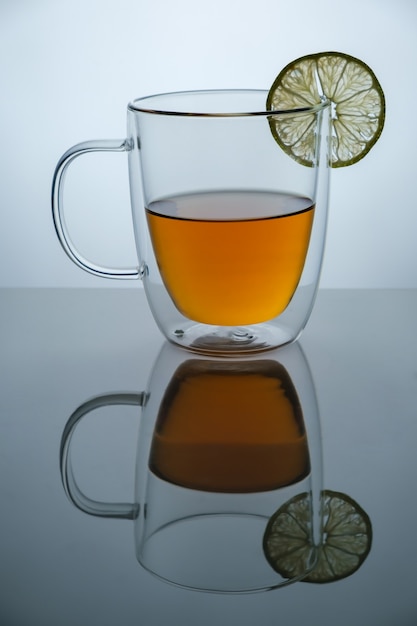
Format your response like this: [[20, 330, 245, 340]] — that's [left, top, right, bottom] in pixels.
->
[[127, 89, 329, 118]]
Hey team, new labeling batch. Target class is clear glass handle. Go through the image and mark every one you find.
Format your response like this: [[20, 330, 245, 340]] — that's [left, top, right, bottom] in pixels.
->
[[52, 139, 140, 279], [60, 392, 145, 520]]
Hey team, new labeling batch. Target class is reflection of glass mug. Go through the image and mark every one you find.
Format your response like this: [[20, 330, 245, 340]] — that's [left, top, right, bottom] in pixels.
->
[[52, 91, 331, 355], [60, 342, 323, 593]]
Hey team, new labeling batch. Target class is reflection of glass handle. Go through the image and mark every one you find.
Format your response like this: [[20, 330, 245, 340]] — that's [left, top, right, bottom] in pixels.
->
[[52, 139, 140, 279], [60, 392, 145, 519]]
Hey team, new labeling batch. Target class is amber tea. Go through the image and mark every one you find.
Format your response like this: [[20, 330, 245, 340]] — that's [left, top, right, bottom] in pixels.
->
[[146, 190, 314, 326], [148, 359, 310, 493]]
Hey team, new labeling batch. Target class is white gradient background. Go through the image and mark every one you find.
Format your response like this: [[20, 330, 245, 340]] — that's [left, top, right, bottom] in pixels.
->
[[1, 0, 416, 288]]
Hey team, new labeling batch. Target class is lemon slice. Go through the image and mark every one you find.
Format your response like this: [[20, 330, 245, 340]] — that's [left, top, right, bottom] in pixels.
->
[[263, 490, 372, 583], [267, 51, 385, 167]]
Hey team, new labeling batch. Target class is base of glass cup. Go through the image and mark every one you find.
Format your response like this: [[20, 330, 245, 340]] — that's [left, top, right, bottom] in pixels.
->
[[166, 321, 298, 356]]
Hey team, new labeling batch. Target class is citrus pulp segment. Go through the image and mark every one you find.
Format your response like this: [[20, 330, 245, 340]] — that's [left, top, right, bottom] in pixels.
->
[[263, 490, 372, 583], [267, 52, 385, 167]]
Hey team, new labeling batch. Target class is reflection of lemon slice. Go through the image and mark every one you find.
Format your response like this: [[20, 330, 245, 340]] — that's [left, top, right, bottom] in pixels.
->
[[263, 490, 372, 583], [267, 51, 385, 167]]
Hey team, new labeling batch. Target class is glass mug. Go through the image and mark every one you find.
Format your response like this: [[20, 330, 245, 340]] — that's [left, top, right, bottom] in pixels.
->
[[52, 91, 331, 355], [60, 342, 323, 593]]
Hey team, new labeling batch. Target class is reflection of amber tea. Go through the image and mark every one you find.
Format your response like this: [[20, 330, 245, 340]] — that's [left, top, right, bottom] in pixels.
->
[[149, 360, 310, 493], [146, 191, 314, 325]]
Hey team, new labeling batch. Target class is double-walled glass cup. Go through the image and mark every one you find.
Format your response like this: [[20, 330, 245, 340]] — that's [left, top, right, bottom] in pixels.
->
[[52, 91, 331, 355], [60, 342, 323, 593]]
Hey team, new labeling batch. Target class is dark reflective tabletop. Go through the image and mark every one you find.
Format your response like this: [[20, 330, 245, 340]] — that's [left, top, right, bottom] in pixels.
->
[[2, 288, 417, 625]]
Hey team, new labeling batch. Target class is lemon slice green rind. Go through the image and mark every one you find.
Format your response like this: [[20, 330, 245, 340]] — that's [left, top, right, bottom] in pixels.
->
[[267, 51, 385, 168], [263, 489, 372, 583]]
